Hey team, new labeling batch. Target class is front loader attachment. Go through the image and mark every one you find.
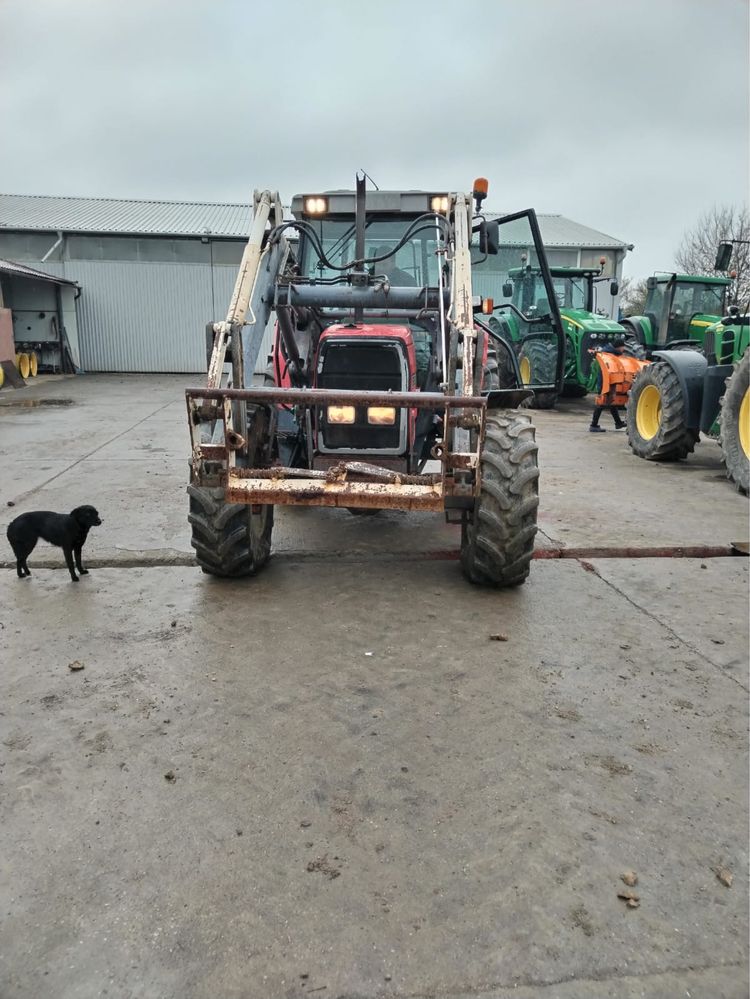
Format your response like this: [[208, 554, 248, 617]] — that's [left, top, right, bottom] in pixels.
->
[[186, 385, 486, 512]]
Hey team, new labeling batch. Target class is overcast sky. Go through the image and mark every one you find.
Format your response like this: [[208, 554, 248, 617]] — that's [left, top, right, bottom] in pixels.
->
[[0, 0, 747, 277]]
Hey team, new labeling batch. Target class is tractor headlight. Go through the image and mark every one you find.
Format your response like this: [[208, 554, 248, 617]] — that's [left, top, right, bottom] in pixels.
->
[[304, 196, 328, 215], [430, 195, 450, 213], [327, 405, 355, 424], [367, 406, 396, 425]]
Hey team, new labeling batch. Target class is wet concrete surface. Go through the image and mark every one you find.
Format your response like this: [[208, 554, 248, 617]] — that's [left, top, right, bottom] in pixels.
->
[[1, 375, 748, 998], [0, 374, 747, 564]]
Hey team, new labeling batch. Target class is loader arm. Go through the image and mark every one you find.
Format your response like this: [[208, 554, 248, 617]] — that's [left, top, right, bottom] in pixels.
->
[[449, 192, 477, 399], [206, 190, 290, 391]]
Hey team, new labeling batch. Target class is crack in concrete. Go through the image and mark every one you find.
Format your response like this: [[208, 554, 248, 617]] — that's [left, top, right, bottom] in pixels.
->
[[578, 558, 749, 693], [384, 960, 746, 998], [536, 525, 564, 548], [7, 398, 177, 505]]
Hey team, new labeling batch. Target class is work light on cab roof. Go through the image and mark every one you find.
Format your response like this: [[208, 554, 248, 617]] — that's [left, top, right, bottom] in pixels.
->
[[303, 196, 328, 215]]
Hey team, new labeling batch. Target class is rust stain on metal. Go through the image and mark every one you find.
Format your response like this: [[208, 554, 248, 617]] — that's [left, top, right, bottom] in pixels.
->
[[225, 430, 246, 451], [226, 474, 444, 511], [186, 386, 486, 410]]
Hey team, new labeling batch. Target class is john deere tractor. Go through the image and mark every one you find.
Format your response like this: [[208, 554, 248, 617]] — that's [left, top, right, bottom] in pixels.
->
[[485, 261, 628, 405], [621, 272, 731, 350], [626, 245, 748, 491]]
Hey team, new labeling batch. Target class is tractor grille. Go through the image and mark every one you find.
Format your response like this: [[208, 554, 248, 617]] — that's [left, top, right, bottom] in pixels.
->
[[317, 340, 406, 452]]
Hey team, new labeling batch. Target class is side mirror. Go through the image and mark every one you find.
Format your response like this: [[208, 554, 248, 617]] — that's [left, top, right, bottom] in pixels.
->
[[610, 280, 619, 296], [715, 242, 733, 271], [479, 219, 499, 255], [646, 276, 658, 290], [502, 281, 513, 298]]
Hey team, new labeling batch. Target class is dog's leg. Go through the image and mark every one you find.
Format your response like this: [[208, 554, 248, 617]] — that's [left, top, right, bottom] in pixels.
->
[[16, 559, 24, 579], [74, 546, 88, 575], [63, 547, 79, 582]]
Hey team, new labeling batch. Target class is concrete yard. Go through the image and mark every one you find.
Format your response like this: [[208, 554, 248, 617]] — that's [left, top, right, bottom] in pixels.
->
[[1, 375, 748, 999]]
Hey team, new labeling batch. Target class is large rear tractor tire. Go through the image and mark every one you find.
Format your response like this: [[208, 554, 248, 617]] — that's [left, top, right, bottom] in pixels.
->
[[460, 410, 539, 587], [626, 362, 698, 462], [188, 485, 273, 578], [519, 339, 558, 409], [719, 351, 749, 494]]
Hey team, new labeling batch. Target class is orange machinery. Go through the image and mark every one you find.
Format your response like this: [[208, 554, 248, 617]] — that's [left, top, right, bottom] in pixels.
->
[[591, 349, 649, 407]]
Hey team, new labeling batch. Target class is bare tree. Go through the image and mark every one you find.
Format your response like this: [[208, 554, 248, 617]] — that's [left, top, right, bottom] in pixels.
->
[[619, 275, 649, 316], [675, 204, 750, 307]]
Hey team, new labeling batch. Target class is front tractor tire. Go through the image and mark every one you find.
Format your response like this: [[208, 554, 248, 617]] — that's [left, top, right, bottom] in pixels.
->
[[188, 485, 273, 578], [626, 362, 698, 462], [719, 351, 750, 494], [461, 410, 539, 587], [519, 339, 558, 409]]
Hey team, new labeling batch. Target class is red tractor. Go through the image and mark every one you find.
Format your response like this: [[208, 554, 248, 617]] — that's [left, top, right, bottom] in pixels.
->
[[187, 177, 564, 585]]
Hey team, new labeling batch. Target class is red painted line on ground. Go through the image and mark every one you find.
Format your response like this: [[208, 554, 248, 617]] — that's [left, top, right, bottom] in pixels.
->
[[533, 545, 739, 560]]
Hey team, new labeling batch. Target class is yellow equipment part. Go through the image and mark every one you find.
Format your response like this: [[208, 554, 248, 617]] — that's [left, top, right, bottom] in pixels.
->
[[740, 386, 749, 459], [15, 352, 30, 379], [636, 384, 662, 441], [0, 365, 4, 389], [29, 352, 38, 377], [519, 356, 531, 384]]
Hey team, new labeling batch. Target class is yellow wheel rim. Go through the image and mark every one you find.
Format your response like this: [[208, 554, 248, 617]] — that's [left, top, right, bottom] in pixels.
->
[[520, 356, 531, 385], [29, 352, 38, 377], [740, 387, 750, 459], [17, 353, 30, 379], [0, 365, 4, 389], [636, 383, 662, 440]]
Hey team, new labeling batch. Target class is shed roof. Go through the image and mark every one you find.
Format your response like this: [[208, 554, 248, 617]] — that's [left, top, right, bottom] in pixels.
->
[[0, 193, 629, 249], [0, 257, 78, 286]]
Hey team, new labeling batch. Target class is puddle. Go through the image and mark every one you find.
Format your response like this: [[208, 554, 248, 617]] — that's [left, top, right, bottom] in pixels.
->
[[0, 398, 75, 408]]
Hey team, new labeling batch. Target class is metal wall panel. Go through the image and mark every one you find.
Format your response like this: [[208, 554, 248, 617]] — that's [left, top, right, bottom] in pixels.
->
[[57, 260, 211, 372], [5, 255, 273, 374]]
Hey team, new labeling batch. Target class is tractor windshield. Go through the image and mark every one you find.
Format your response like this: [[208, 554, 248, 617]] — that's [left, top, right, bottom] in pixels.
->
[[299, 217, 441, 286], [551, 274, 588, 311], [671, 281, 726, 318]]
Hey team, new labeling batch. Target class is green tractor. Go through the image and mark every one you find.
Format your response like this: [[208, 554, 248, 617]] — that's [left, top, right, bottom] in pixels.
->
[[627, 312, 748, 490], [487, 261, 628, 405], [621, 272, 732, 350], [626, 246, 748, 492]]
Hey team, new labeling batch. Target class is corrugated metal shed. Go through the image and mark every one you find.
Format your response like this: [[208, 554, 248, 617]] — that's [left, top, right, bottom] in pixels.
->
[[1, 193, 628, 249], [0, 194, 253, 238], [490, 213, 627, 249], [0, 257, 78, 285]]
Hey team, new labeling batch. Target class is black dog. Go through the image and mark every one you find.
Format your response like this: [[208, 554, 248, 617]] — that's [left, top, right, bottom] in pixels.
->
[[7, 506, 102, 582]]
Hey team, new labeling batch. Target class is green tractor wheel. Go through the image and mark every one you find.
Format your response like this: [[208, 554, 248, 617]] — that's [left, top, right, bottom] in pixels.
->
[[561, 335, 588, 397], [626, 362, 698, 462], [519, 339, 557, 410], [719, 351, 749, 494]]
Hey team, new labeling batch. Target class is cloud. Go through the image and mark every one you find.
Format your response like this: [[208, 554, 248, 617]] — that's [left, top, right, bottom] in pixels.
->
[[0, 0, 747, 275]]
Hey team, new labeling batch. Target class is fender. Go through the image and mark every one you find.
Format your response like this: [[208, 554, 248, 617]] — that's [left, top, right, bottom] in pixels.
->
[[621, 316, 651, 345], [651, 349, 707, 430]]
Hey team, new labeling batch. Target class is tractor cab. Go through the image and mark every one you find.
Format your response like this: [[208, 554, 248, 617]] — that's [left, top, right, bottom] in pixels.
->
[[640, 274, 730, 347]]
